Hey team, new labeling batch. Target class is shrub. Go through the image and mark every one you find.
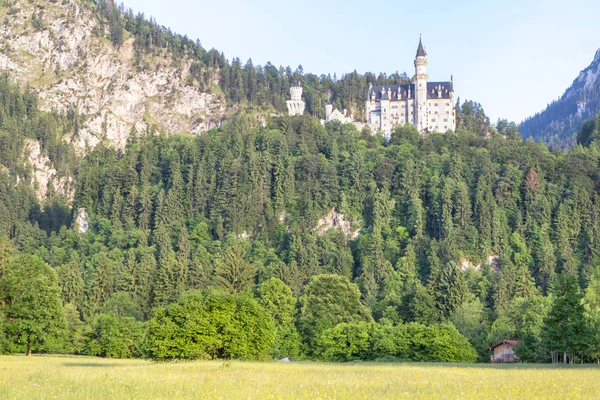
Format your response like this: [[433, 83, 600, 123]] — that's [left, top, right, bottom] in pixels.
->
[[257, 278, 301, 358], [143, 291, 274, 360], [0, 310, 7, 355], [322, 321, 478, 363], [316, 322, 376, 361], [299, 275, 372, 354], [371, 324, 410, 359], [84, 313, 143, 358]]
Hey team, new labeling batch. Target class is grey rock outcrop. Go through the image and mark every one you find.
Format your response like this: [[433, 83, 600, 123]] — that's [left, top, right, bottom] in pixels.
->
[[1, 0, 227, 150]]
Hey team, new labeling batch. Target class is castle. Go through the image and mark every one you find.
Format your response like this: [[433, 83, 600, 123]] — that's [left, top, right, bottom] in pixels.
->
[[287, 83, 305, 116], [325, 104, 352, 124], [365, 38, 456, 136]]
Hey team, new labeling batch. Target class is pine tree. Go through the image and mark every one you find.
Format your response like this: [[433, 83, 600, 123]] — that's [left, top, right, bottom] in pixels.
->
[[510, 233, 537, 298], [454, 181, 472, 231], [137, 185, 153, 231], [57, 259, 84, 312], [116, 248, 137, 294], [441, 178, 454, 242], [434, 261, 468, 319], [174, 227, 190, 296], [123, 185, 138, 225], [136, 247, 157, 317], [89, 253, 115, 312], [397, 243, 417, 290], [213, 244, 256, 293], [544, 274, 594, 363]]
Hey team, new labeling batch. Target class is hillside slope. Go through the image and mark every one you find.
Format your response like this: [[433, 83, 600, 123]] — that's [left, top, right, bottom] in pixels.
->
[[0, 0, 226, 149], [519, 49, 600, 148]]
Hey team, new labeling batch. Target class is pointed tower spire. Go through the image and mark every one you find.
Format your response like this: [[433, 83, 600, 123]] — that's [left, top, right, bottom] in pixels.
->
[[416, 36, 427, 57]]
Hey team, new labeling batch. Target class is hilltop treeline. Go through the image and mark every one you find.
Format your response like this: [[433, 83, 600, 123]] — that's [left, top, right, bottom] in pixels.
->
[[85, 0, 412, 119], [1, 70, 600, 362]]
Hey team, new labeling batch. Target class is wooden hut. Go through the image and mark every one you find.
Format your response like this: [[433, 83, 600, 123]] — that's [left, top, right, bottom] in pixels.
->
[[486, 339, 518, 363]]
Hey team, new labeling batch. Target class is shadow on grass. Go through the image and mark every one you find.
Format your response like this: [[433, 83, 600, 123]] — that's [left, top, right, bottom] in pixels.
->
[[62, 362, 129, 368], [344, 361, 600, 370]]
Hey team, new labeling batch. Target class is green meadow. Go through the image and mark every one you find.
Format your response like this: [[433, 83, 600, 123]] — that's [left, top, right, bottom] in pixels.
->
[[1, 356, 599, 399]]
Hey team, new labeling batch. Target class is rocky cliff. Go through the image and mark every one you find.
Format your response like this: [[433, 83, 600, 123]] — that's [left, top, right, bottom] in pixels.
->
[[519, 49, 600, 148], [0, 0, 227, 150], [23, 139, 75, 202]]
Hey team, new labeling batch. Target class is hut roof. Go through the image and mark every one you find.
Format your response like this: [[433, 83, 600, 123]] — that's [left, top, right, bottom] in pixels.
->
[[486, 339, 518, 351]]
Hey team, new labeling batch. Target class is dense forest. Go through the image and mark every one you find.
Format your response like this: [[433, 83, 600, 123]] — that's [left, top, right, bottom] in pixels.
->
[[1, 69, 600, 363]]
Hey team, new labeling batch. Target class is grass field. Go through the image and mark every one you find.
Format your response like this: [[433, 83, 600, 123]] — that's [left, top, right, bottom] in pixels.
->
[[1, 356, 599, 399]]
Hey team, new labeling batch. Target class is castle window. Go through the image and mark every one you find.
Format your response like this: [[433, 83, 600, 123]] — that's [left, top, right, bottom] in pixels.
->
[[435, 111, 438, 114], [435, 103, 439, 106], [444, 126, 448, 129], [432, 119, 436, 122], [444, 119, 448, 122]]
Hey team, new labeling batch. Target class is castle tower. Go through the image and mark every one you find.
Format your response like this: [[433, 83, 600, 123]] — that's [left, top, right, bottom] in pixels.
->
[[325, 103, 333, 119], [413, 37, 428, 132], [287, 83, 305, 116]]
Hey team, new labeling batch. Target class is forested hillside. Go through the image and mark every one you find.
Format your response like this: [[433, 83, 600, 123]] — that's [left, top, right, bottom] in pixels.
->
[[1, 0, 599, 365], [89, 0, 412, 119], [519, 49, 600, 149], [1, 70, 600, 362], [0, 0, 415, 149]]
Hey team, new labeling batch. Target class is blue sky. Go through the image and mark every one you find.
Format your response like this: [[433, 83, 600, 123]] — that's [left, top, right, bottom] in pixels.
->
[[121, 0, 600, 123]]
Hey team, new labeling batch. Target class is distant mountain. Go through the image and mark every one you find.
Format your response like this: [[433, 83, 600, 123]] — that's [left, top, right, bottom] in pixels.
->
[[519, 49, 600, 148]]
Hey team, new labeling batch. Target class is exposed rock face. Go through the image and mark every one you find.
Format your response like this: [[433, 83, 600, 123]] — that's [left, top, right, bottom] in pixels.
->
[[316, 208, 360, 239], [236, 231, 251, 240], [23, 139, 74, 202], [0, 0, 227, 149], [279, 210, 287, 223], [487, 254, 500, 273], [460, 254, 500, 273], [460, 258, 479, 272], [74, 207, 89, 233]]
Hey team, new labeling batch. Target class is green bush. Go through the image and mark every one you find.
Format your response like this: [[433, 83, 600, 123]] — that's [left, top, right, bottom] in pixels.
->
[[257, 278, 301, 358], [371, 324, 410, 359], [0, 309, 7, 354], [421, 323, 478, 363], [143, 291, 274, 360], [299, 275, 372, 354], [317, 321, 478, 363], [0, 254, 65, 355], [316, 322, 376, 361], [84, 313, 143, 358]]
